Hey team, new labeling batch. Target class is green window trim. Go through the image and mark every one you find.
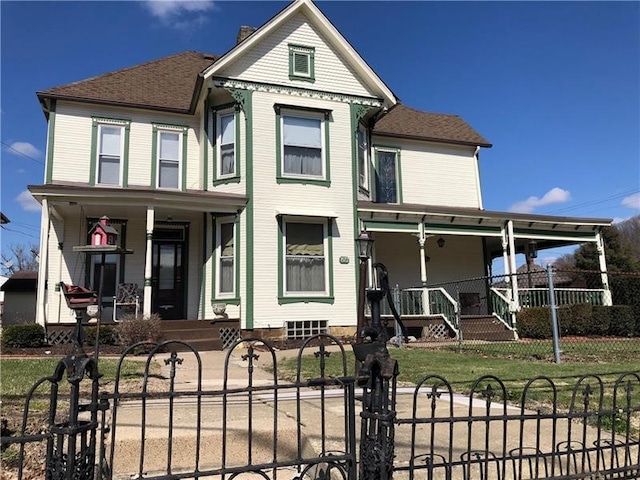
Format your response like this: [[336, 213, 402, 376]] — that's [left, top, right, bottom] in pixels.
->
[[89, 117, 131, 187], [274, 105, 331, 187], [151, 123, 188, 191], [288, 44, 315, 83], [373, 145, 403, 205], [211, 214, 241, 306], [277, 216, 334, 305], [212, 106, 241, 185]]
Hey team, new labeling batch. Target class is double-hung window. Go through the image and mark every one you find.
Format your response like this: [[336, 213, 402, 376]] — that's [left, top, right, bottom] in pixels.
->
[[158, 131, 180, 189], [357, 126, 368, 191], [216, 220, 235, 297], [283, 115, 323, 178], [97, 125, 123, 185], [153, 124, 186, 190], [218, 112, 236, 178], [285, 221, 326, 294], [374, 147, 402, 204]]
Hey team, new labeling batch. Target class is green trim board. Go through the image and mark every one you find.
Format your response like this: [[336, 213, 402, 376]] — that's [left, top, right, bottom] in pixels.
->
[[203, 99, 209, 191], [275, 106, 331, 187], [212, 78, 383, 108], [89, 117, 131, 187], [277, 216, 335, 305], [512, 228, 597, 240], [45, 99, 56, 184], [361, 221, 419, 233], [373, 145, 403, 204], [288, 44, 315, 82], [181, 128, 188, 191], [201, 212, 207, 319], [424, 224, 503, 236], [227, 88, 254, 328]]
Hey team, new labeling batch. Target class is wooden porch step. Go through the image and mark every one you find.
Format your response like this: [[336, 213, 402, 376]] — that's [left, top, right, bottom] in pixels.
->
[[158, 319, 240, 351], [459, 315, 516, 342]]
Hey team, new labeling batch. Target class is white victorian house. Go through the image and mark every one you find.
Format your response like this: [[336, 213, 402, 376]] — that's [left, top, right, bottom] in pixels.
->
[[30, 0, 612, 348]]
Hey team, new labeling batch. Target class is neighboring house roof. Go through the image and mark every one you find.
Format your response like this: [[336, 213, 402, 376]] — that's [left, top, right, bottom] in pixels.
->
[[373, 105, 492, 148], [37, 51, 219, 115], [1, 271, 38, 292]]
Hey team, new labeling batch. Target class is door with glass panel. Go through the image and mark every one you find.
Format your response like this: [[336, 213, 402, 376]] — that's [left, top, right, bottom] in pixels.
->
[[152, 229, 186, 320]]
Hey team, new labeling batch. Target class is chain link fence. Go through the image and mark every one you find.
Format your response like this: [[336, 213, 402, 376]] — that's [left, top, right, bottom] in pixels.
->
[[385, 268, 640, 362]]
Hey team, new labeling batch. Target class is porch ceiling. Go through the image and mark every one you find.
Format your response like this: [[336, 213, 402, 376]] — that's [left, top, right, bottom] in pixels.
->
[[29, 183, 248, 218], [358, 201, 612, 259]]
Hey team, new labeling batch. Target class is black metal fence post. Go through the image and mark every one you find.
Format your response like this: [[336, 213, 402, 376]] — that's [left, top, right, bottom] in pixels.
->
[[353, 264, 400, 480], [46, 306, 102, 479]]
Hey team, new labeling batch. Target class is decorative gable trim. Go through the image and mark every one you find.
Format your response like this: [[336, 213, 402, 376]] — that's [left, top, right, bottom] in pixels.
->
[[213, 77, 383, 107], [202, 0, 396, 106]]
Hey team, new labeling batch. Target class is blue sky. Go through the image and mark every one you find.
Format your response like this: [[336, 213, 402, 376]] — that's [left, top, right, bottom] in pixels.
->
[[1, 0, 639, 270]]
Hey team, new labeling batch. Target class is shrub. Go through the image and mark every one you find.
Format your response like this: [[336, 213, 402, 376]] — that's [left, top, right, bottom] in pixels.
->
[[590, 305, 611, 336], [84, 325, 118, 346], [558, 304, 592, 336], [516, 307, 551, 339], [0, 324, 47, 348], [607, 305, 635, 337], [115, 313, 163, 347]]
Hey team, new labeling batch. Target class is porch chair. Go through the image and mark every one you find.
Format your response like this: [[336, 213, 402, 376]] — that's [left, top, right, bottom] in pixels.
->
[[459, 292, 482, 315], [113, 283, 141, 322]]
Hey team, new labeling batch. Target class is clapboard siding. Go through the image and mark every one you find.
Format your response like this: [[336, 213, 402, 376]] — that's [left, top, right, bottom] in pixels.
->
[[220, 12, 372, 98], [52, 102, 202, 190], [249, 91, 357, 330], [372, 136, 481, 208]]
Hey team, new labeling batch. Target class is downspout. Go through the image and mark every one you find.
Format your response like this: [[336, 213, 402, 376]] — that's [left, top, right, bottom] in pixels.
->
[[473, 146, 483, 209], [595, 231, 612, 306], [35, 197, 51, 327]]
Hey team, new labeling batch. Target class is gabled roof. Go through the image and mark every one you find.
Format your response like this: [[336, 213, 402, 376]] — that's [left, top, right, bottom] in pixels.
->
[[37, 51, 219, 114], [373, 105, 492, 148], [202, 0, 397, 106], [1, 271, 38, 292]]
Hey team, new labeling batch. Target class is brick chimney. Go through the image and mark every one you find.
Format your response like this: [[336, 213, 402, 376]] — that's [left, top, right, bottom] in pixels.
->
[[236, 26, 257, 44]]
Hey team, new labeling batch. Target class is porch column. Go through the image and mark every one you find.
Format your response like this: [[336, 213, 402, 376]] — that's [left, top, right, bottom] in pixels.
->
[[143, 206, 155, 317], [417, 224, 430, 315], [35, 197, 50, 327], [596, 232, 612, 306], [506, 220, 520, 311], [500, 225, 512, 302]]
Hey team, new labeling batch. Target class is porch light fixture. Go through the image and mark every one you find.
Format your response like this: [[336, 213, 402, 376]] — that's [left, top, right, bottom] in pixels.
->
[[437, 236, 445, 248], [528, 240, 538, 259], [356, 230, 374, 261]]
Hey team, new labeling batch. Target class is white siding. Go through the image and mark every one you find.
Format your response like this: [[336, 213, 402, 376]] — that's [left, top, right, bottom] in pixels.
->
[[374, 232, 485, 287], [371, 137, 481, 208], [220, 12, 373, 98], [53, 102, 202, 190], [249, 91, 358, 330]]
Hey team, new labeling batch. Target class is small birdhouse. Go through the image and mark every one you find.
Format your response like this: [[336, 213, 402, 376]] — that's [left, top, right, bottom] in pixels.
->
[[88, 216, 118, 246]]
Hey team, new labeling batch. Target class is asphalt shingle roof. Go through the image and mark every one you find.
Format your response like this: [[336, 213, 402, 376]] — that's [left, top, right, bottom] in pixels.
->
[[37, 51, 219, 114], [373, 104, 492, 147]]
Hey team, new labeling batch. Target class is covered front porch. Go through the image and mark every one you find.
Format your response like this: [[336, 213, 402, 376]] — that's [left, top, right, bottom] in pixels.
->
[[29, 183, 247, 326], [358, 201, 612, 339]]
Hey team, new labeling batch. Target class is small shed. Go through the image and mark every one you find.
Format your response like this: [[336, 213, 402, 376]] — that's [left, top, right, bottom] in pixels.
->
[[0, 271, 38, 325]]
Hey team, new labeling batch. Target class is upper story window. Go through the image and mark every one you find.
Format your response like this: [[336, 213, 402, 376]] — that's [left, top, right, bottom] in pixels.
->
[[283, 115, 323, 177], [374, 147, 402, 204], [152, 123, 187, 190], [91, 117, 130, 187], [218, 112, 236, 178], [289, 44, 315, 82], [358, 126, 369, 191]]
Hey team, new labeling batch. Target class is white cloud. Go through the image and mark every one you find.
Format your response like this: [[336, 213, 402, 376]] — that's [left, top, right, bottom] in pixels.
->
[[16, 191, 41, 212], [621, 192, 640, 209], [4, 141, 41, 158], [143, 0, 214, 28], [509, 187, 571, 213]]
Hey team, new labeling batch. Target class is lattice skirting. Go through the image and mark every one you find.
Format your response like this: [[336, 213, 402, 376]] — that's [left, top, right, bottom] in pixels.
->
[[422, 323, 449, 339], [219, 327, 240, 350], [48, 327, 76, 345]]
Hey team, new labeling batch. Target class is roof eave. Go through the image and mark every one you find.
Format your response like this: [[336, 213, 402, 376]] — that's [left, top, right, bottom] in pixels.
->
[[35, 92, 193, 116], [373, 131, 492, 148]]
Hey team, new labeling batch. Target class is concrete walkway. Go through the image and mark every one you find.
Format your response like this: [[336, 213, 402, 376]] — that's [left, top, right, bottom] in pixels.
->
[[103, 345, 630, 480]]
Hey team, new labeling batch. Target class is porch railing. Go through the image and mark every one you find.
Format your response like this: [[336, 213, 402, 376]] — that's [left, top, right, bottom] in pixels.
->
[[428, 288, 459, 331], [494, 287, 606, 308], [489, 287, 514, 329]]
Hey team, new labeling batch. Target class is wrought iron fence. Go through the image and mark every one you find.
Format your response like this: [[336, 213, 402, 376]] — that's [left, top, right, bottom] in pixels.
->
[[3, 335, 640, 479]]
